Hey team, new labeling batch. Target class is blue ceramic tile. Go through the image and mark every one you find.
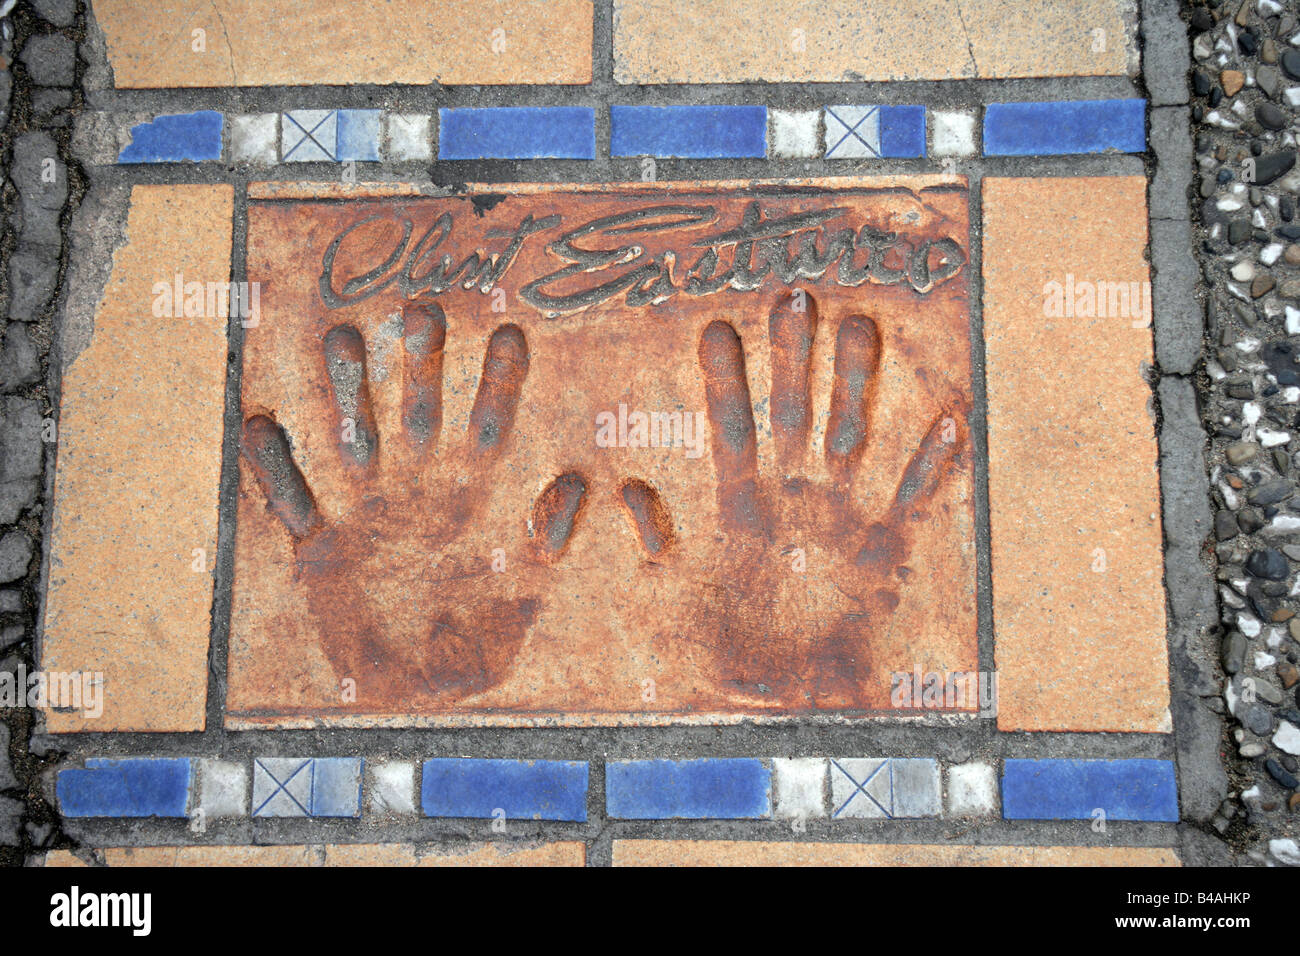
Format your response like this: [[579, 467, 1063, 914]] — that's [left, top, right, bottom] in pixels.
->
[[118, 111, 223, 163], [610, 105, 767, 158], [1002, 759, 1178, 821], [438, 107, 595, 160], [984, 99, 1147, 156], [879, 104, 926, 158], [57, 758, 192, 817], [606, 758, 771, 819], [336, 109, 381, 162], [252, 757, 362, 817], [421, 758, 589, 821]]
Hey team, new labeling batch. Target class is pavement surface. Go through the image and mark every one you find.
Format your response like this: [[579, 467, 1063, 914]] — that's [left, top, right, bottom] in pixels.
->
[[0, 0, 1291, 869]]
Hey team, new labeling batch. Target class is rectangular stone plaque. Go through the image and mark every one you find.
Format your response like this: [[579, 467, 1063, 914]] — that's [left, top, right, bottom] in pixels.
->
[[227, 177, 976, 727]]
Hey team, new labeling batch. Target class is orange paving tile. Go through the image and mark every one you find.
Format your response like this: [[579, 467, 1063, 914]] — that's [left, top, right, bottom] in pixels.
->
[[325, 841, 585, 866], [227, 177, 977, 726], [44, 842, 586, 866], [93, 0, 594, 88], [41, 185, 233, 732], [613, 0, 1133, 84], [611, 840, 1181, 866], [982, 177, 1169, 733]]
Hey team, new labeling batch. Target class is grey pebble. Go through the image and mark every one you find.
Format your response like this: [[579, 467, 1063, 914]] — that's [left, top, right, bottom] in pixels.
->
[[0, 532, 32, 584], [0, 324, 41, 391], [1249, 478, 1293, 505], [1223, 630, 1247, 673], [0, 795, 21, 847], [1243, 702, 1275, 736], [1266, 758, 1299, 789], [30, 0, 77, 27], [19, 34, 75, 87], [0, 626, 22, 652], [0, 725, 16, 791], [1246, 548, 1290, 579]]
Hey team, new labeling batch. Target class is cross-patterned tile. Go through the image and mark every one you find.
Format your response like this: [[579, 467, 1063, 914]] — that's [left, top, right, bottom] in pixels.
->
[[252, 757, 362, 818], [281, 110, 337, 162], [824, 105, 881, 159], [830, 758, 940, 819]]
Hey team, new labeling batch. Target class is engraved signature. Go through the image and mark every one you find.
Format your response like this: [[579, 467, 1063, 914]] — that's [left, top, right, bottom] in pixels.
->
[[319, 201, 966, 316]]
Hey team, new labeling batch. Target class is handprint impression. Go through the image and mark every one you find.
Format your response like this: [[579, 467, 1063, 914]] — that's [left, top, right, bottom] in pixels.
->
[[672, 291, 970, 710], [240, 305, 584, 708]]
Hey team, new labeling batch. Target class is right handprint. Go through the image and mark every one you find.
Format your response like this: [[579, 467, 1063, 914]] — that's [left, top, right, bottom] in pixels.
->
[[673, 291, 970, 710]]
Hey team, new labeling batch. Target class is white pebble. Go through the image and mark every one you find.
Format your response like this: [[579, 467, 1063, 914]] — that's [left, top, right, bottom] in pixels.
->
[[1260, 428, 1291, 447], [1222, 482, 1242, 509], [1275, 721, 1300, 756], [1240, 742, 1266, 758], [1218, 196, 1245, 212], [1231, 260, 1256, 280], [1206, 110, 1242, 130], [1256, 651, 1277, 669], [1270, 839, 1300, 866], [1285, 387, 1300, 403], [1245, 402, 1262, 425], [1239, 613, 1262, 638], [1287, 87, 1300, 107], [1287, 306, 1300, 335]]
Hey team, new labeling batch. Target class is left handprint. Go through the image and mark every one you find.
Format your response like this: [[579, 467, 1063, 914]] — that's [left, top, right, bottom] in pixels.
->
[[240, 304, 582, 707]]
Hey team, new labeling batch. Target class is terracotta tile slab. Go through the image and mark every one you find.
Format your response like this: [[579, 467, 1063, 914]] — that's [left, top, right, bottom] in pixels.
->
[[611, 840, 1180, 866], [613, 0, 1133, 84], [228, 177, 976, 727], [44, 846, 319, 866], [93, 0, 594, 88], [982, 177, 1168, 733], [44, 842, 586, 866], [325, 842, 585, 866], [42, 185, 233, 732]]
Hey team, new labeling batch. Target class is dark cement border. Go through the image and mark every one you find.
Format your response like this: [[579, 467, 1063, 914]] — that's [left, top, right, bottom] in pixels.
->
[[1140, 0, 1229, 866]]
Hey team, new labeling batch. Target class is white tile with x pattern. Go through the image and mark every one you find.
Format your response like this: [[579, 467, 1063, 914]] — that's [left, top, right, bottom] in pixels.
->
[[253, 757, 315, 817], [824, 105, 882, 159], [831, 758, 941, 819], [281, 110, 338, 161]]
